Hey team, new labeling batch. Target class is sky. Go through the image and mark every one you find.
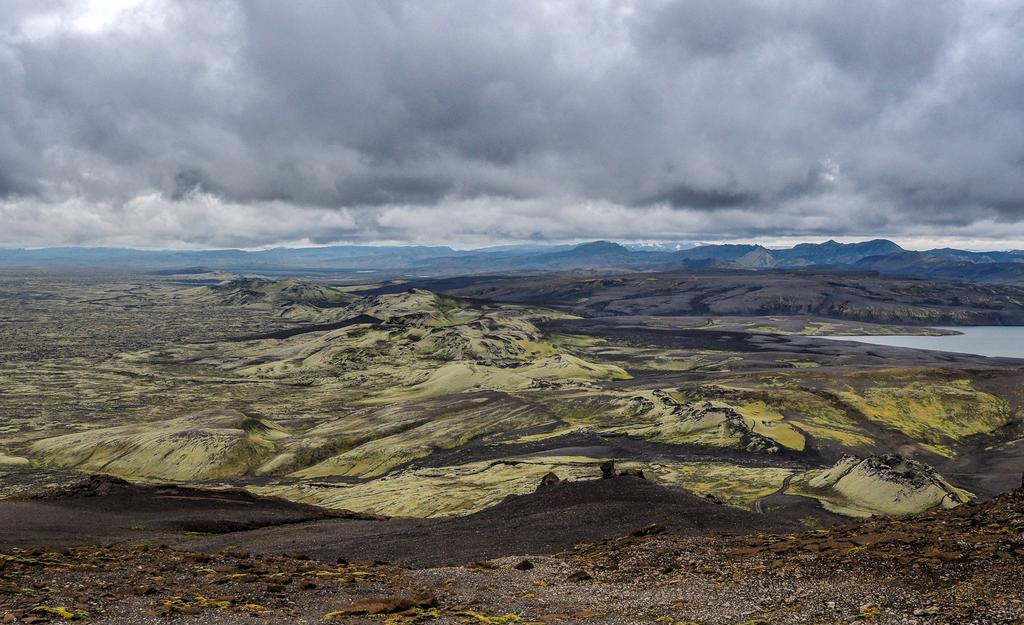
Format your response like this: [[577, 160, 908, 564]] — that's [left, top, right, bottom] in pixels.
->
[[1, 0, 1023, 250]]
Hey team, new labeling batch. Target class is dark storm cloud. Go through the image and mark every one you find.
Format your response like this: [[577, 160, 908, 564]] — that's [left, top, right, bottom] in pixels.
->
[[636, 184, 756, 210], [0, 0, 1023, 248]]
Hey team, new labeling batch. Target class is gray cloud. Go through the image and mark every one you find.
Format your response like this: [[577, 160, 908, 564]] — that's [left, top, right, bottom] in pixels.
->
[[0, 0, 1023, 249]]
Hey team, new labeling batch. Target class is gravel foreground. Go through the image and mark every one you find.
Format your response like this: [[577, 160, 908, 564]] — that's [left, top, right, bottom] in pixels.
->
[[2, 485, 1023, 625]]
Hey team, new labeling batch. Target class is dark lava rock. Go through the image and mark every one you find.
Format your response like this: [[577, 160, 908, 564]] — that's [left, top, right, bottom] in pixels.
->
[[619, 468, 646, 479], [567, 569, 593, 582], [339, 591, 438, 615], [538, 472, 561, 489], [600, 461, 616, 479], [632, 523, 666, 537], [39, 474, 134, 498], [513, 559, 534, 571]]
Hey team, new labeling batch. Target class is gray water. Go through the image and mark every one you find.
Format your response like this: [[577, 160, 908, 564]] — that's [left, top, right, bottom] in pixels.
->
[[820, 326, 1024, 359]]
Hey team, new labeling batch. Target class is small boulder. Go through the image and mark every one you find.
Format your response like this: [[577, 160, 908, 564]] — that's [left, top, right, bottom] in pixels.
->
[[631, 523, 666, 537], [566, 569, 593, 582], [513, 559, 534, 571], [859, 603, 881, 618], [133, 585, 159, 596], [338, 591, 438, 616], [538, 472, 561, 489], [600, 461, 616, 479]]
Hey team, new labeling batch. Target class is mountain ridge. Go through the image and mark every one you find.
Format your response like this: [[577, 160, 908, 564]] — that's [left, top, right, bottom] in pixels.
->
[[4, 239, 1024, 283]]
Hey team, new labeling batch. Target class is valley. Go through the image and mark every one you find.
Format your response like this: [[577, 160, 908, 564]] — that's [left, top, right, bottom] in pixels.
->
[[2, 268, 1024, 623], [3, 271, 1023, 518]]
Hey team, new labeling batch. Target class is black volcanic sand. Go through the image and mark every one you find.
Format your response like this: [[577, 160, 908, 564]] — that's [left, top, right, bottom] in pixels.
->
[[0, 476, 350, 547], [0, 475, 800, 567], [1, 485, 1022, 625], [183, 476, 801, 566]]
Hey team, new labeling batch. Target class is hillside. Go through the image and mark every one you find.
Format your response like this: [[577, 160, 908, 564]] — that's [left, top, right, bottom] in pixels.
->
[[432, 269, 1024, 325], [0, 476, 1020, 624]]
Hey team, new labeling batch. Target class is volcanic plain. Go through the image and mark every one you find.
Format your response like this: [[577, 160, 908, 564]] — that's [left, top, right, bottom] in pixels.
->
[[2, 268, 1024, 624]]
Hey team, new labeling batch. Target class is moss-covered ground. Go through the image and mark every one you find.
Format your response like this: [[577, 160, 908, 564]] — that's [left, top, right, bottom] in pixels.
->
[[2, 274, 1020, 520]]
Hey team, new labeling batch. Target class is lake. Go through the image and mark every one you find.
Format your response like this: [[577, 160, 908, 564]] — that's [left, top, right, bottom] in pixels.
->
[[820, 326, 1024, 359]]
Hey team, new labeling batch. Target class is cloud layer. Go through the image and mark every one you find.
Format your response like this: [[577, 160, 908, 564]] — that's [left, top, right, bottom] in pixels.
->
[[1, 0, 1023, 248]]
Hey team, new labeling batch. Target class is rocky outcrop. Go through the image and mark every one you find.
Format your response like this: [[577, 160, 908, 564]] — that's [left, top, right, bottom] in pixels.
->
[[537, 472, 561, 489], [795, 454, 972, 517], [624, 391, 783, 454], [599, 460, 646, 480]]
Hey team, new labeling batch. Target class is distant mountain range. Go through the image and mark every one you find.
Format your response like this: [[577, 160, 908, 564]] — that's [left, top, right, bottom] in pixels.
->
[[3, 239, 1024, 283], [622, 241, 698, 252]]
